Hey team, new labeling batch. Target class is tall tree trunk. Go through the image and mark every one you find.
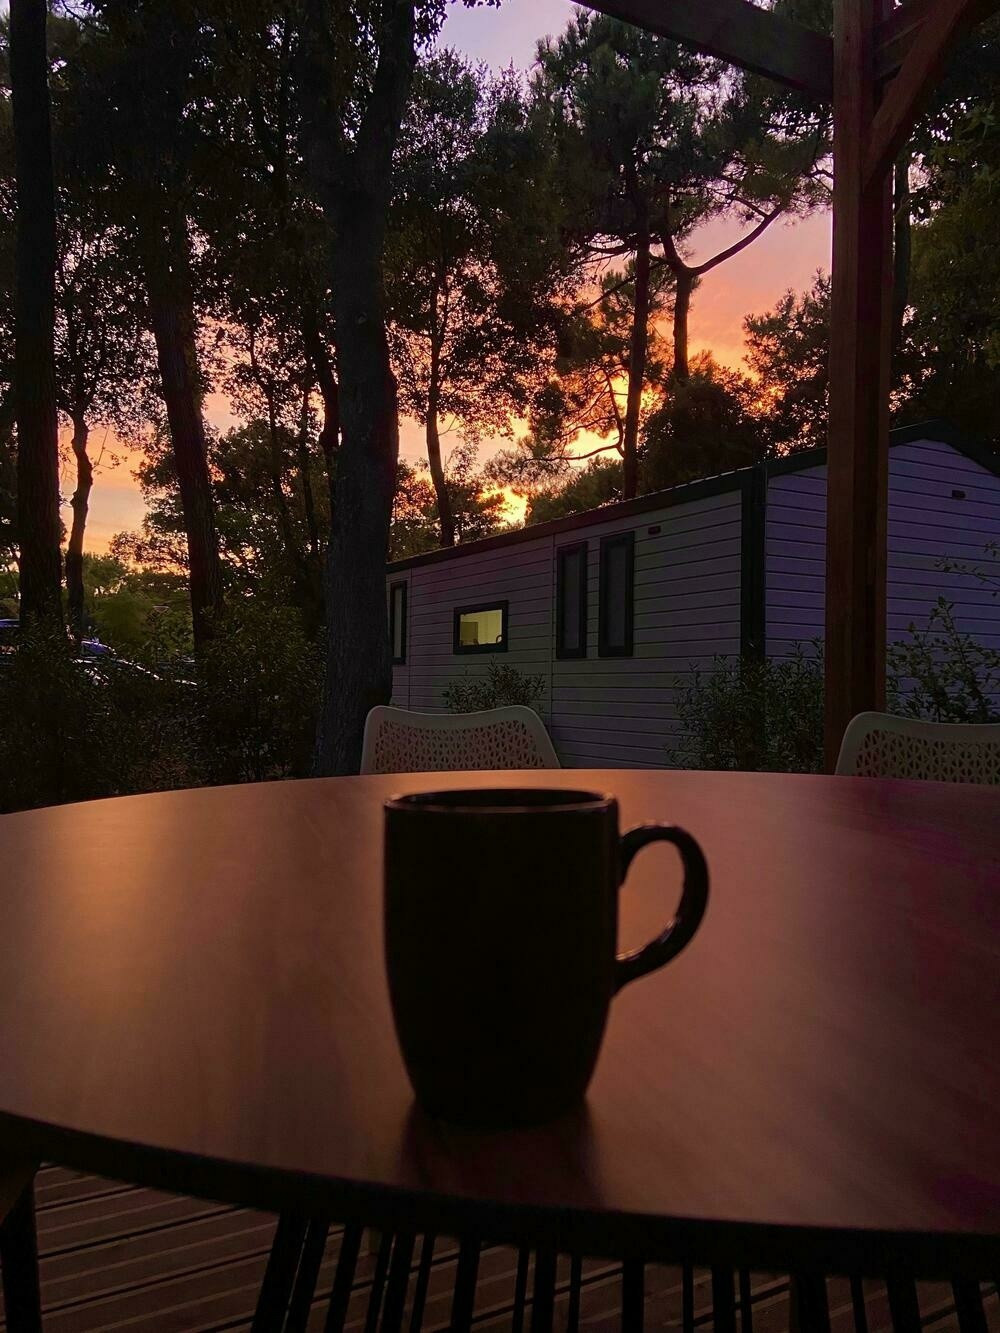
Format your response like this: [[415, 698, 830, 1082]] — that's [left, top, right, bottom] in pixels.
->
[[892, 149, 912, 368], [66, 413, 92, 642], [138, 201, 224, 649], [300, 298, 338, 515], [672, 268, 694, 383], [298, 388, 321, 561], [314, 215, 401, 773], [426, 372, 454, 547], [300, 0, 417, 776], [11, 0, 63, 630], [622, 226, 651, 501]]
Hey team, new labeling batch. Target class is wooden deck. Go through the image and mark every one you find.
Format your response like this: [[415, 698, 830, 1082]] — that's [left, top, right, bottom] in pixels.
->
[[1, 1166, 997, 1331]]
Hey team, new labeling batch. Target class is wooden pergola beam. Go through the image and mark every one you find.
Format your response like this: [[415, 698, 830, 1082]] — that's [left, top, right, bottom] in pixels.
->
[[583, 0, 834, 98], [867, 0, 998, 184], [875, 0, 1000, 81]]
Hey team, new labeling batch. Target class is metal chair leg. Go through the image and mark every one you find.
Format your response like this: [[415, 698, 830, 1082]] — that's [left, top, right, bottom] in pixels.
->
[[682, 1262, 695, 1333], [408, 1234, 435, 1333], [885, 1276, 921, 1333], [252, 1213, 308, 1333], [712, 1268, 737, 1333], [450, 1237, 481, 1333], [622, 1260, 644, 1332], [566, 1253, 583, 1332], [530, 1249, 557, 1333], [381, 1233, 415, 1333], [512, 1246, 530, 1333], [738, 1269, 754, 1333], [0, 1176, 42, 1333], [952, 1278, 988, 1333], [791, 1274, 830, 1333], [284, 1219, 330, 1333], [849, 1275, 869, 1333], [324, 1222, 363, 1333], [363, 1231, 393, 1333]]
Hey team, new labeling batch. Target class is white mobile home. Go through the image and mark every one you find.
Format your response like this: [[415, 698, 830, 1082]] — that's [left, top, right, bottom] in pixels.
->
[[386, 424, 1000, 768]]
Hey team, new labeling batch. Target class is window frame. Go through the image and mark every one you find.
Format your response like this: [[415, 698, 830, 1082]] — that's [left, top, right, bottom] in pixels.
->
[[453, 600, 509, 655], [598, 531, 635, 658], [388, 580, 408, 665], [555, 541, 589, 660]]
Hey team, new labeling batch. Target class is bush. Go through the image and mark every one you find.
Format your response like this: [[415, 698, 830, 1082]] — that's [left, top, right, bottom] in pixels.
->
[[0, 626, 195, 813], [443, 660, 546, 714], [195, 602, 323, 784], [887, 598, 1000, 723], [677, 600, 1000, 772], [675, 647, 824, 773]]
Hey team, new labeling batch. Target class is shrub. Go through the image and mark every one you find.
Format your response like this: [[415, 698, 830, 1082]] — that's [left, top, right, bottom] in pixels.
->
[[675, 647, 824, 773], [886, 597, 1000, 723], [0, 626, 195, 812], [443, 660, 546, 714], [195, 602, 323, 784], [676, 600, 1000, 772]]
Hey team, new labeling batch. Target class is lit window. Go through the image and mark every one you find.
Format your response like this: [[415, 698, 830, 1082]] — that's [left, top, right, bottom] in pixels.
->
[[454, 602, 508, 654], [556, 542, 588, 658], [389, 582, 407, 664], [599, 532, 634, 657]]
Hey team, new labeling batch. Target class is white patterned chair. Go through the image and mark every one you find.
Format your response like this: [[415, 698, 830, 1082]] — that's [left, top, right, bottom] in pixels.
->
[[360, 705, 560, 774], [836, 711, 1000, 784]]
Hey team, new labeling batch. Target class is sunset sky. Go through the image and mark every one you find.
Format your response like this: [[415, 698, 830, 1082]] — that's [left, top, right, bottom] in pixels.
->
[[81, 0, 832, 552]]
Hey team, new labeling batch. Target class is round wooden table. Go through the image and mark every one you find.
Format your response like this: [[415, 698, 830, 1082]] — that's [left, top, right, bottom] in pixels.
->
[[0, 771, 998, 1283]]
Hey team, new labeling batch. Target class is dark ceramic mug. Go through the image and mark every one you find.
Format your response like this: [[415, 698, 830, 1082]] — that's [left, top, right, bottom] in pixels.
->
[[384, 787, 709, 1127]]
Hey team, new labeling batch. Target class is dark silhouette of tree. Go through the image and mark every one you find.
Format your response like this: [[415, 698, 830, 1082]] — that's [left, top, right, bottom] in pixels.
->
[[744, 273, 832, 452], [54, 214, 149, 638], [63, 0, 225, 649], [298, 0, 440, 775], [8, 0, 63, 628], [388, 51, 567, 546]]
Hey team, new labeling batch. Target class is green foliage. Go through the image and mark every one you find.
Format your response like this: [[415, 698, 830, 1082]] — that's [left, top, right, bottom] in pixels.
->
[[678, 602, 1000, 773], [0, 626, 195, 813], [526, 456, 623, 524], [389, 445, 507, 558], [196, 602, 323, 785], [641, 356, 764, 490], [443, 660, 547, 714], [887, 599, 1000, 724], [675, 647, 825, 773], [743, 272, 831, 453]]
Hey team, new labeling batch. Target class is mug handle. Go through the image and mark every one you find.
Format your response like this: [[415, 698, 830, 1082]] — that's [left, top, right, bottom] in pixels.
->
[[614, 824, 709, 993]]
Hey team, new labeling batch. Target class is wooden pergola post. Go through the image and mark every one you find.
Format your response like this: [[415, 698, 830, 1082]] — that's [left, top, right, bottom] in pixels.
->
[[824, 0, 894, 771], [584, 0, 999, 767]]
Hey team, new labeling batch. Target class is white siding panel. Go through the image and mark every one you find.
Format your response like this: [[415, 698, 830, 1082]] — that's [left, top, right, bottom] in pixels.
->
[[765, 439, 1000, 662], [389, 489, 743, 768], [551, 491, 742, 768]]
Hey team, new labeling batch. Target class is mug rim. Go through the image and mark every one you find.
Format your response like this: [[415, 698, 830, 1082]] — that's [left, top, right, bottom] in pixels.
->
[[385, 787, 614, 816]]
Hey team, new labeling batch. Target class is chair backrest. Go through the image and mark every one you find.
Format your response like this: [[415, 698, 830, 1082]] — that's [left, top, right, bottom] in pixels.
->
[[836, 711, 1000, 784], [360, 705, 560, 775]]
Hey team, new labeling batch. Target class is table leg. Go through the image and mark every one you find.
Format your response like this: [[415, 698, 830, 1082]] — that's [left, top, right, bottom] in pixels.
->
[[0, 1171, 42, 1333]]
